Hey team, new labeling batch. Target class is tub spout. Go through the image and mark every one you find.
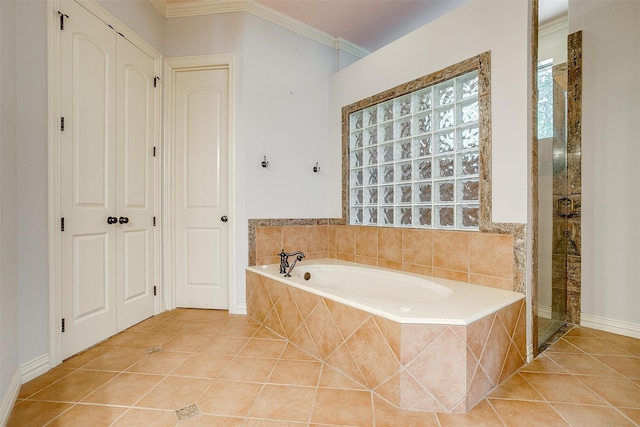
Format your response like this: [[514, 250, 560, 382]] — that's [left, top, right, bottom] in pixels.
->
[[278, 249, 305, 277], [285, 252, 305, 277]]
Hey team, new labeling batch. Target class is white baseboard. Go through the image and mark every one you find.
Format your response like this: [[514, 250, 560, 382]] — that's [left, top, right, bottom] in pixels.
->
[[0, 369, 21, 426], [235, 303, 247, 315], [20, 353, 50, 384], [526, 344, 534, 363], [538, 305, 551, 319], [581, 313, 640, 339]]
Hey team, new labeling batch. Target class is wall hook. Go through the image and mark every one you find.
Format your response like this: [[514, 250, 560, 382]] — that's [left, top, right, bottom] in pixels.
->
[[261, 156, 269, 168], [313, 162, 320, 173]]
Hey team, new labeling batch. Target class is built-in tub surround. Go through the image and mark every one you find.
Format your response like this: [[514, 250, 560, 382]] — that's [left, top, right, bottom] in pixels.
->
[[246, 260, 526, 413], [250, 221, 517, 291]]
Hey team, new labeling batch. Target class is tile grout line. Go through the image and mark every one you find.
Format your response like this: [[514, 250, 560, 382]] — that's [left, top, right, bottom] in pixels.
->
[[91, 315, 243, 424], [235, 327, 286, 423], [517, 358, 631, 426], [483, 398, 509, 427], [305, 361, 326, 426]]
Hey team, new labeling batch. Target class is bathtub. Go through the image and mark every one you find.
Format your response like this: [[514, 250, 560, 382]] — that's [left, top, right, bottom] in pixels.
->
[[246, 259, 526, 413]]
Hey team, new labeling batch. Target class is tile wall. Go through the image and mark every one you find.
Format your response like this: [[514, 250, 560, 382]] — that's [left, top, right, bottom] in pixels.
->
[[250, 223, 515, 291], [565, 31, 582, 323]]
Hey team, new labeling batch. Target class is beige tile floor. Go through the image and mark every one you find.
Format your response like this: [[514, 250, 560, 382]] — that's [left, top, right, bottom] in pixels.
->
[[9, 309, 640, 426]]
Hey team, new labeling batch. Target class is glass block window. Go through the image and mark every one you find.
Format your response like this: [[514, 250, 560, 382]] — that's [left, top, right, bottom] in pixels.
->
[[348, 70, 480, 230], [537, 59, 553, 139]]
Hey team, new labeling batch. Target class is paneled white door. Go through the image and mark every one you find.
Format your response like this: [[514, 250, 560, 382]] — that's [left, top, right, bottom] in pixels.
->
[[174, 67, 229, 309], [59, 0, 157, 358], [60, 0, 117, 358], [115, 36, 157, 331]]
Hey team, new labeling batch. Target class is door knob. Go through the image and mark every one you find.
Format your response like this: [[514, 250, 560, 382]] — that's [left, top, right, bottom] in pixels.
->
[[107, 216, 118, 224], [118, 216, 129, 224], [220, 216, 228, 222]]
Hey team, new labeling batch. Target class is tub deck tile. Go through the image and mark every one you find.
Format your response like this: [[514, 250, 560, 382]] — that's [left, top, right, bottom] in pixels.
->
[[246, 268, 527, 413], [346, 317, 403, 389]]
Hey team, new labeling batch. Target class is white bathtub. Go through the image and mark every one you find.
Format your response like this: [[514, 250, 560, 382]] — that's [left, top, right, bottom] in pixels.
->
[[246, 258, 527, 412], [248, 259, 523, 325]]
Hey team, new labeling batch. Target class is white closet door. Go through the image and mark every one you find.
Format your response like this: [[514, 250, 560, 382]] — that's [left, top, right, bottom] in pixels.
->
[[174, 67, 229, 309], [60, 0, 118, 358], [59, 0, 158, 359], [115, 36, 156, 330]]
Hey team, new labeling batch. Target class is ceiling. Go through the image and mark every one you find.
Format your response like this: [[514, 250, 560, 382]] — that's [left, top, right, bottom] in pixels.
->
[[161, 0, 568, 52], [254, 0, 467, 52]]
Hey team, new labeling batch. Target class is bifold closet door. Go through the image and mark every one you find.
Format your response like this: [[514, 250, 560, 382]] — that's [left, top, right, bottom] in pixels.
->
[[114, 35, 156, 331], [59, 0, 156, 359], [60, 0, 118, 358]]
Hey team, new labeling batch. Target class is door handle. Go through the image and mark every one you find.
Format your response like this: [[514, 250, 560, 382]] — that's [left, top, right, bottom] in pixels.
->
[[556, 197, 575, 218], [118, 216, 129, 224], [220, 216, 228, 222], [107, 216, 118, 224]]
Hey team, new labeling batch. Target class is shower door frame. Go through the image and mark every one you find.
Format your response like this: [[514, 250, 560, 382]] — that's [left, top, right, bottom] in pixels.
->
[[532, 30, 582, 354]]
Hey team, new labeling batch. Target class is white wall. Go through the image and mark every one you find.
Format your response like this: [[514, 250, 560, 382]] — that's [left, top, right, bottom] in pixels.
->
[[165, 12, 245, 56], [97, 0, 165, 53], [327, 0, 530, 224], [570, 0, 640, 333], [165, 13, 356, 307], [0, 0, 20, 416], [243, 14, 337, 220], [539, 24, 568, 64], [16, 0, 49, 369]]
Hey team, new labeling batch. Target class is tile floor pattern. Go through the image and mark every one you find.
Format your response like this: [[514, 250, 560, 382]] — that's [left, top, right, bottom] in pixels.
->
[[8, 309, 640, 426]]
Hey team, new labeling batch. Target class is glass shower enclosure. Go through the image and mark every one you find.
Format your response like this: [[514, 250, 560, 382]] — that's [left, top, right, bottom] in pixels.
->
[[537, 60, 571, 349]]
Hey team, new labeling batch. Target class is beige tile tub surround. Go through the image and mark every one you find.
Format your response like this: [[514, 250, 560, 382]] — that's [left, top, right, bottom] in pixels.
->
[[246, 269, 527, 413], [252, 224, 515, 291]]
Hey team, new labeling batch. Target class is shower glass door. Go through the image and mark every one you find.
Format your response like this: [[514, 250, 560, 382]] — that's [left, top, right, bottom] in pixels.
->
[[537, 60, 569, 349]]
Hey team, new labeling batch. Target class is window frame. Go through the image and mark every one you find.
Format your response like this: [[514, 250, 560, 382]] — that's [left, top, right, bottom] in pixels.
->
[[341, 52, 492, 231]]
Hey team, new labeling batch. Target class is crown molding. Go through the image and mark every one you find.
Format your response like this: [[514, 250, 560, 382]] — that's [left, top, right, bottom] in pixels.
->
[[150, 0, 369, 58], [148, 0, 167, 17], [163, 0, 246, 18], [539, 15, 568, 38], [337, 37, 369, 58]]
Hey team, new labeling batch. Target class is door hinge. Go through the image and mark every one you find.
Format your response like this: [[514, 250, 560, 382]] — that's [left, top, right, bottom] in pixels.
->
[[60, 117, 65, 131], [153, 286, 157, 296], [153, 146, 156, 157], [58, 11, 69, 31], [154, 76, 160, 88], [61, 318, 66, 333], [153, 216, 156, 227], [61, 217, 65, 232]]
